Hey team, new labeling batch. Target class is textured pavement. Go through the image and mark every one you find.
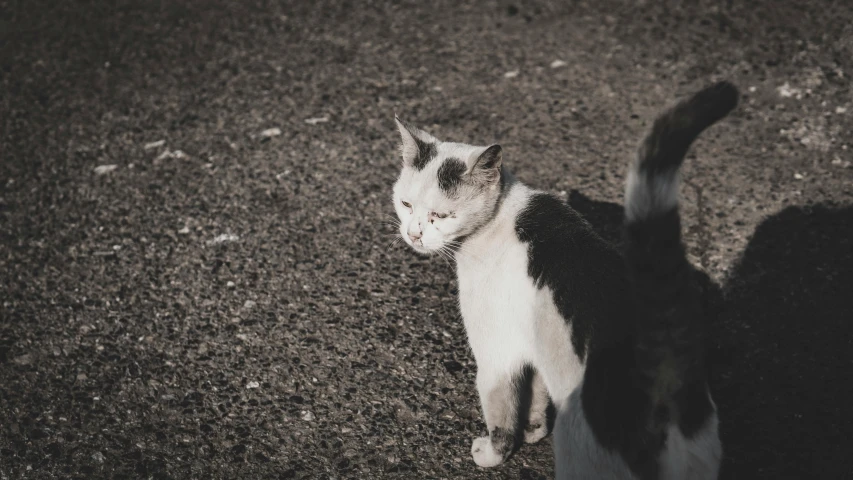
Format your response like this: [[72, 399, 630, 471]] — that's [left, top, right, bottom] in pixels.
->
[[2, 0, 853, 478]]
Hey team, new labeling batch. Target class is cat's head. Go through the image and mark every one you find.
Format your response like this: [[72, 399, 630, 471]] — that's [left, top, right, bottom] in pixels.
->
[[392, 116, 504, 255]]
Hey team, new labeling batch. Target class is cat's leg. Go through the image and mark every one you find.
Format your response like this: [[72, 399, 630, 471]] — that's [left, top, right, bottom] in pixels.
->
[[523, 368, 554, 444], [470, 364, 526, 468]]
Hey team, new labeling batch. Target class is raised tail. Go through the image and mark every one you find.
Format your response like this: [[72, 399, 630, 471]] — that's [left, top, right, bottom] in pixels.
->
[[625, 81, 738, 223], [623, 82, 738, 437]]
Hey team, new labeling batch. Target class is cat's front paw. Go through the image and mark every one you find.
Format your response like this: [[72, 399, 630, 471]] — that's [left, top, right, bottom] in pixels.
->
[[471, 436, 504, 468], [523, 422, 549, 444]]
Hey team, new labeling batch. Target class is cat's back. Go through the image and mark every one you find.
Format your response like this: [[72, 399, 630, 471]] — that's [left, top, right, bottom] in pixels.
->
[[513, 190, 632, 358]]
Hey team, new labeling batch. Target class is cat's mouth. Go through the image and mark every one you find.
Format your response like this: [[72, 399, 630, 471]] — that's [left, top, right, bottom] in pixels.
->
[[408, 241, 432, 255], [406, 238, 442, 256]]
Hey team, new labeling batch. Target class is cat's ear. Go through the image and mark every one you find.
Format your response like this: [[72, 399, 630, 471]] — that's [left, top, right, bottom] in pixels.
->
[[395, 116, 436, 168], [469, 144, 502, 185]]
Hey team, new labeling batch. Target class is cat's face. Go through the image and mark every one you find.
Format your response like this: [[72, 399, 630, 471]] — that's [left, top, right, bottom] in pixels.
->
[[392, 117, 503, 255]]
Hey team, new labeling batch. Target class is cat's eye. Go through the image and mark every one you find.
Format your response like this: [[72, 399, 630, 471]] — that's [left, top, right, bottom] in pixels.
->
[[429, 212, 449, 224], [401, 200, 412, 209]]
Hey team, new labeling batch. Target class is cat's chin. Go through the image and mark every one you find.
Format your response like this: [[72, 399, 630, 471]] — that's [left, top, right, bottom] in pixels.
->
[[408, 244, 433, 256]]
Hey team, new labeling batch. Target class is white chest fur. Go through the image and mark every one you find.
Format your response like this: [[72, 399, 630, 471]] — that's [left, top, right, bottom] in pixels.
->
[[455, 186, 538, 370], [454, 185, 584, 402]]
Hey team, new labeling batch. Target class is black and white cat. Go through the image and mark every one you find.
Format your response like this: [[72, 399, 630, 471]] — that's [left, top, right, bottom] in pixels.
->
[[391, 82, 738, 478]]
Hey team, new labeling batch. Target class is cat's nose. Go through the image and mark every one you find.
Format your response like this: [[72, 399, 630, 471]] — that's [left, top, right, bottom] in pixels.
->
[[408, 231, 422, 242]]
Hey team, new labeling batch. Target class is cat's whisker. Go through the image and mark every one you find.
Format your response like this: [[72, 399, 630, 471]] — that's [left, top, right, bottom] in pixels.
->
[[435, 249, 453, 268], [443, 241, 486, 265], [385, 234, 405, 251]]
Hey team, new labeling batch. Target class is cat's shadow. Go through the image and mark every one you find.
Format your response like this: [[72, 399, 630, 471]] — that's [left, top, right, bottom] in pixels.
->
[[568, 190, 853, 479]]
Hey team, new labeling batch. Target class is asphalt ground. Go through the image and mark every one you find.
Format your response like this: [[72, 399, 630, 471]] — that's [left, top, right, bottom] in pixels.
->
[[1, 0, 852, 478]]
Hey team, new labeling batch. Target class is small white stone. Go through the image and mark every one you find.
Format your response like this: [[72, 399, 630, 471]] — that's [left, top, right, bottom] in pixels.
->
[[260, 127, 282, 138], [504, 70, 519, 78], [305, 117, 329, 125], [178, 226, 190, 235], [550, 60, 567, 69], [243, 300, 256, 309], [432, 86, 443, 92], [13, 354, 33, 365], [208, 234, 239, 245], [748, 86, 757, 92], [143, 140, 165, 150], [301, 410, 315, 421], [246, 381, 260, 389], [777, 83, 801, 99], [226, 281, 236, 288], [155, 150, 188, 161], [793, 172, 804, 180], [836, 106, 847, 114], [91, 452, 105, 463], [93, 165, 118, 176]]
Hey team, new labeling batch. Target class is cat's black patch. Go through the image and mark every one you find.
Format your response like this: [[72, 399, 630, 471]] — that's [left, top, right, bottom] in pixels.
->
[[412, 138, 437, 170], [515, 364, 555, 441], [581, 338, 662, 480], [397, 118, 438, 170], [489, 427, 516, 461], [499, 365, 530, 458], [437, 157, 467, 196], [515, 193, 630, 360], [480, 363, 544, 464], [513, 364, 535, 435]]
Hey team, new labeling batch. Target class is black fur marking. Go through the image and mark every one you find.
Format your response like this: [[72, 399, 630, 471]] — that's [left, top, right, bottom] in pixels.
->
[[514, 193, 630, 361], [512, 364, 534, 438], [581, 338, 662, 480], [412, 137, 437, 170], [437, 157, 467, 196], [489, 427, 517, 460], [488, 364, 535, 461], [396, 118, 438, 170]]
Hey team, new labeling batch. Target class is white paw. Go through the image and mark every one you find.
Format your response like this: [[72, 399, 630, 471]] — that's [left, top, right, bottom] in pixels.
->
[[523, 422, 549, 444], [471, 436, 504, 468]]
